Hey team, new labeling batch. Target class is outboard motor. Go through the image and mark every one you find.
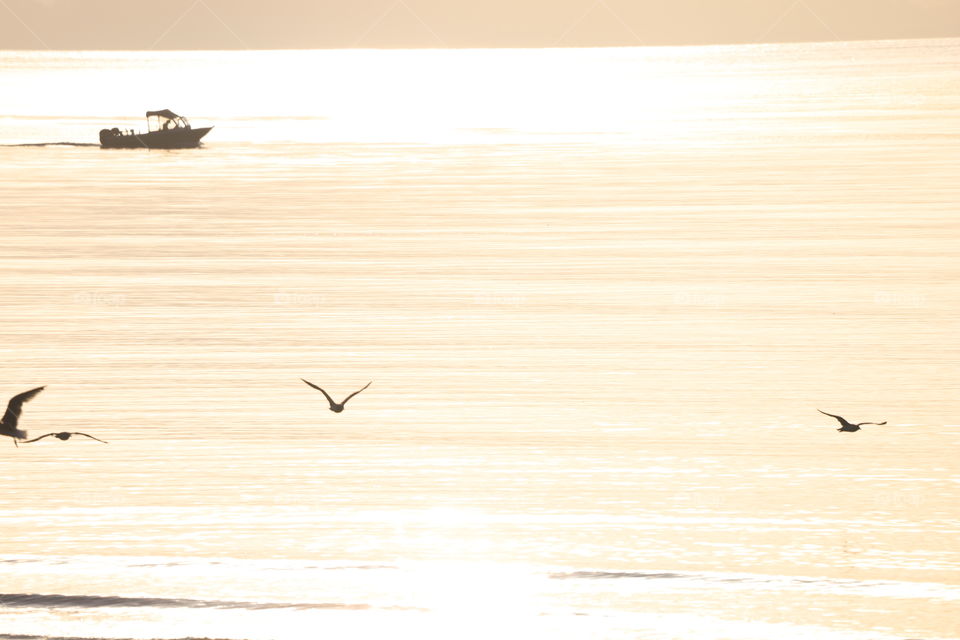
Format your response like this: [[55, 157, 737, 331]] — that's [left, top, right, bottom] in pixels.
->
[[99, 128, 119, 145]]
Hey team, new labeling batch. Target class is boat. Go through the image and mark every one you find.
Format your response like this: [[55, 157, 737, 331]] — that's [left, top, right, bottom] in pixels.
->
[[99, 110, 212, 149]]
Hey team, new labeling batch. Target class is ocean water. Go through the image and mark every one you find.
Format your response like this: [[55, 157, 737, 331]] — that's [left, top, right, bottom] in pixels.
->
[[1, 39, 959, 639]]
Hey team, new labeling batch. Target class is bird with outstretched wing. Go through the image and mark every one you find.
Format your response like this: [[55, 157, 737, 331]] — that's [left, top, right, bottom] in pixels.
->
[[301, 379, 371, 413], [818, 409, 887, 432], [23, 431, 108, 444], [1, 386, 46, 446]]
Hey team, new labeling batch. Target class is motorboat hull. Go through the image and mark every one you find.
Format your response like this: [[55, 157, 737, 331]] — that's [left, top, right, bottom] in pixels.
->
[[99, 126, 212, 149]]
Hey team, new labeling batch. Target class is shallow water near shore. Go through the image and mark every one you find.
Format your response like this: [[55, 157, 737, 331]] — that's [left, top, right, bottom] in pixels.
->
[[1, 39, 959, 639]]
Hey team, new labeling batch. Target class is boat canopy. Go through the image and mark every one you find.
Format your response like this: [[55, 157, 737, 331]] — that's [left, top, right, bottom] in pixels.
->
[[146, 109, 191, 132], [146, 109, 180, 119]]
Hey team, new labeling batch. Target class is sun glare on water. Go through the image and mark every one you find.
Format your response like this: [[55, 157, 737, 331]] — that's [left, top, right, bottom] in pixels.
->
[[3, 46, 781, 145]]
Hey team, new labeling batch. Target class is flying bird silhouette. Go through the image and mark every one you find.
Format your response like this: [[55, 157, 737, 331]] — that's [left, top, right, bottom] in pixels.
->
[[1, 386, 45, 447], [23, 432, 108, 444], [301, 379, 371, 413], [818, 409, 887, 433]]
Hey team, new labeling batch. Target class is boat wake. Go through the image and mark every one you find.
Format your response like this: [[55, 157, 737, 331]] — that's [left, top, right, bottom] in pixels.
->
[[1, 142, 99, 147]]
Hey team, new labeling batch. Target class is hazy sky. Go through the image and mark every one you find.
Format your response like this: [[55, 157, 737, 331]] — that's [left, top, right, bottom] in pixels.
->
[[1, 0, 958, 49]]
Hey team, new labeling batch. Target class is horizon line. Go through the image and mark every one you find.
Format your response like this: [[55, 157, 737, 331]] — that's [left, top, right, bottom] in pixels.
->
[[0, 34, 955, 54]]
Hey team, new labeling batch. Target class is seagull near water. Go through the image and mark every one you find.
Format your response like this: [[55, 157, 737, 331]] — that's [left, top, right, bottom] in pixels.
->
[[23, 432, 108, 444], [818, 409, 887, 433], [1, 386, 45, 447], [301, 379, 371, 413]]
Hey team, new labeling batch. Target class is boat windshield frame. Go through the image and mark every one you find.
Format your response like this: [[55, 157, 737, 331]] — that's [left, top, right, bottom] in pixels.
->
[[147, 113, 192, 133]]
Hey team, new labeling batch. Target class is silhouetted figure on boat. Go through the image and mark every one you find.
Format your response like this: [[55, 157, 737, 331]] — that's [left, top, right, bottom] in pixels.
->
[[1, 386, 45, 447], [301, 379, 371, 413], [818, 409, 887, 432], [23, 431, 108, 444]]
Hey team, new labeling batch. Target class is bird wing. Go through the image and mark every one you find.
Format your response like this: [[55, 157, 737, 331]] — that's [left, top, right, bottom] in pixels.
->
[[3, 386, 45, 428], [21, 432, 57, 443], [341, 381, 372, 405], [817, 409, 844, 424], [858, 421, 887, 426], [301, 378, 337, 408], [72, 432, 109, 444]]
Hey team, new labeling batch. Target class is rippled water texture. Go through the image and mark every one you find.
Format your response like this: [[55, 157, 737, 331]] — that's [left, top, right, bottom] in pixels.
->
[[1, 39, 959, 639]]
